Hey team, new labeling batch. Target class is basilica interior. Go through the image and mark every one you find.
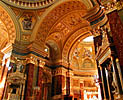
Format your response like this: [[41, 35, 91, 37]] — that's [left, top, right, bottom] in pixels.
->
[[0, 0, 123, 100]]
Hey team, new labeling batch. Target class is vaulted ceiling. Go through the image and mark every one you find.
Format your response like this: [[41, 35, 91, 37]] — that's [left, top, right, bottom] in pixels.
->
[[0, 0, 107, 65]]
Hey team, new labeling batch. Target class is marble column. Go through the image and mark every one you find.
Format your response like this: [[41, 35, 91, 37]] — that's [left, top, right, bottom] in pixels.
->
[[25, 63, 35, 100], [52, 67, 67, 100], [98, 66, 104, 100], [101, 66, 110, 99], [111, 56, 123, 94], [65, 70, 73, 100], [105, 68, 114, 100], [36, 60, 45, 100]]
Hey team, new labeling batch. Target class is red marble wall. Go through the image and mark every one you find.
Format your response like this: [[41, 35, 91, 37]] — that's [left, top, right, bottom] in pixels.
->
[[107, 10, 123, 68], [52, 75, 64, 96], [37, 67, 43, 100], [25, 63, 34, 100]]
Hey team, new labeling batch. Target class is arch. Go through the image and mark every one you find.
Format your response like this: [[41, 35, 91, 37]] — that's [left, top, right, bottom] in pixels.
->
[[32, 0, 93, 42], [0, 1, 20, 44], [0, 21, 8, 50], [62, 26, 92, 65]]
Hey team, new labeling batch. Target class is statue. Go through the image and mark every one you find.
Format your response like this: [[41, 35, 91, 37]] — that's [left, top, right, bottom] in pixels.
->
[[106, 61, 117, 94], [16, 60, 22, 72]]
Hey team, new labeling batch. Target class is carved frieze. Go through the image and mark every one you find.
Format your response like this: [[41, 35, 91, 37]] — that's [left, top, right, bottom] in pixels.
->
[[52, 67, 68, 76], [62, 12, 88, 30]]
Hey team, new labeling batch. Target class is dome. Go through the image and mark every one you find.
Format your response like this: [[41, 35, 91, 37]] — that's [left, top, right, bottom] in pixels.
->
[[2, 0, 58, 9]]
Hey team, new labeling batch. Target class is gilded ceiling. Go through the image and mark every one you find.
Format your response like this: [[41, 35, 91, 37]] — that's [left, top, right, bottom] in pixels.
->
[[2, 0, 58, 9]]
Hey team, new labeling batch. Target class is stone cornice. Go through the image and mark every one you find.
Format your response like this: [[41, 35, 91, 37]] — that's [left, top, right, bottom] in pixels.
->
[[96, 46, 111, 64], [12, 41, 49, 60]]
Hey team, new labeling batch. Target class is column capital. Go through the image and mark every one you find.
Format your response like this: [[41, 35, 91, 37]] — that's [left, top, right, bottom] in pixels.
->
[[26, 56, 38, 65], [26, 54, 45, 68], [39, 60, 45, 68]]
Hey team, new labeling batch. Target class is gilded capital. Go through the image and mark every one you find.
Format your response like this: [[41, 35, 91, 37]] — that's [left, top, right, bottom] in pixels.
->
[[26, 56, 37, 65], [39, 60, 45, 68]]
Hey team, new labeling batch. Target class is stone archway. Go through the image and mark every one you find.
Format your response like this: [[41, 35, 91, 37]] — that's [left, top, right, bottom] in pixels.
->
[[0, 3, 19, 44], [32, 0, 90, 42], [0, 1, 18, 71], [0, 1, 18, 67], [0, 2, 18, 99], [34, 0, 93, 66], [62, 26, 92, 66]]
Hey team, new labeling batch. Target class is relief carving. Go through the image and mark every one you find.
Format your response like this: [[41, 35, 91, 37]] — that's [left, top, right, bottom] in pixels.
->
[[0, 7, 16, 43], [36, 1, 87, 42], [20, 12, 36, 31], [22, 15, 33, 30]]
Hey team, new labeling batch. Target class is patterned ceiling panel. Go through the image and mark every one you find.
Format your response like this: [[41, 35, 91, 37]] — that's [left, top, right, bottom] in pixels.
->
[[1, 0, 58, 9]]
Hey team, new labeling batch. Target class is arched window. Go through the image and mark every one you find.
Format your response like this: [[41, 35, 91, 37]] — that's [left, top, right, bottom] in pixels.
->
[[83, 59, 93, 68]]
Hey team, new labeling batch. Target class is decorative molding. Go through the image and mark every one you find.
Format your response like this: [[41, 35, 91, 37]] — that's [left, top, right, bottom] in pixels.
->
[[101, 1, 123, 14], [7, 71, 26, 84], [52, 67, 69, 76], [22, 34, 31, 41], [35, 0, 87, 43], [98, 48, 111, 64], [0, 7, 16, 43], [0, 1, 20, 41], [39, 60, 45, 68], [1, 0, 58, 9], [62, 27, 91, 62]]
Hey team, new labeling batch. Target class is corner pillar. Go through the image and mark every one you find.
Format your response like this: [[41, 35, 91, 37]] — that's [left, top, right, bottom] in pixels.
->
[[52, 67, 67, 100]]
